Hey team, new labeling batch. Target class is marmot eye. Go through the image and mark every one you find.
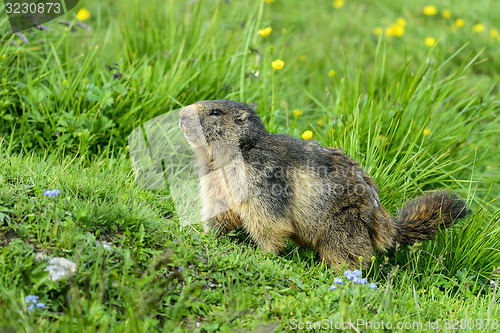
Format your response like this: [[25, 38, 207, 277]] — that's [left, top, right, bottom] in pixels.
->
[[211, 109, 221, 115]]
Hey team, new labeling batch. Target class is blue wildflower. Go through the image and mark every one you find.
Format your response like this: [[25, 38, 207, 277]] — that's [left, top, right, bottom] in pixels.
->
[[25, 295, 38, 303], [344, 270, 355, 280], [333, 277, 344, 284], [352, 277, 367, 284], [44, 189, 61, 197], [329, 284, 337, 291], [368, 283, 378, 289], [352, 269, 362, 277], [25, 295, 45, 311]]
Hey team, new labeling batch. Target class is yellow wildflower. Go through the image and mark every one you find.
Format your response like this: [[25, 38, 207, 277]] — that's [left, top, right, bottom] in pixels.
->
[[423, 128, 431, 136], [455, 18, 465, 27], [386, 23, 404, 37], [442, 9, 451, 19], [292, 109, 303, 117], [302, 130, 313, 140], [316, 119, 324, 125], [396, 17, 407, 27], [258, 27, 272, 37], [473, 23, 485, 32], [424, 37, 436, 46], [272, 59, 284, 70], [490, 28, 499, 38], [328, 70, 336, 77], [333, 0, 344, 8], [423, 5, 437, 16], [77, 8, 90, 21], [264, 0, 275, 3], [373, 27, 383, 36], [393, 25, 404, 37]]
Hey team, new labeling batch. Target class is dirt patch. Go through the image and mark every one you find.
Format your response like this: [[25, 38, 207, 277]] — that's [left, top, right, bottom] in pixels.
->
[[0, 229, 18, 247]]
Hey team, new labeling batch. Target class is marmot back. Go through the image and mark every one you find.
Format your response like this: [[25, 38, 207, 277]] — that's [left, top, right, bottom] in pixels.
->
[[179, 99, 471, 269]]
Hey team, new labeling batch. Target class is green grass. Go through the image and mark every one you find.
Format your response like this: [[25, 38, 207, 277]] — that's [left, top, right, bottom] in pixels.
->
[[1, 147, 499, 331], [0, 0, 499, 331]]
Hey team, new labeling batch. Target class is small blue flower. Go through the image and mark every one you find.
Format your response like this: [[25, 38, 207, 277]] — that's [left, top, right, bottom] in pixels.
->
[[491, 280, 497, 285], [368, 283, 378, 289], [329, 284, 337, 291], [25, 295, 38, 303], [344, 270, 355, 280], [44, 189, 61, 197], [352, 277, 367, 284], [352, 269, 362, 277], [334, 277, 344, 284], [25, 295, 45, 311]]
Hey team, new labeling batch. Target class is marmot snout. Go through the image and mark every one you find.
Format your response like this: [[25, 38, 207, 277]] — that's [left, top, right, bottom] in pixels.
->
[[179, 99, 471, 269]]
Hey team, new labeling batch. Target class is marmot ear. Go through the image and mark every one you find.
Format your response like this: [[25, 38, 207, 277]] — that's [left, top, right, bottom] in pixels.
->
[[232, 110, 248, 125]]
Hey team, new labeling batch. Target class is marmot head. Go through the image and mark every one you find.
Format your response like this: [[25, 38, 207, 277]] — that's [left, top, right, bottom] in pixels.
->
[[179, 99, 267, 148]]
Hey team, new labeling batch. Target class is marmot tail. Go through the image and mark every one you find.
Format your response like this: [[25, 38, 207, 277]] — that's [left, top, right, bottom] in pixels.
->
[[395, 191, 471, 245]]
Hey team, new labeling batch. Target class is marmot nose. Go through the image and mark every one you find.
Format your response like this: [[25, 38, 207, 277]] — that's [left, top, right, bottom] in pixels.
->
[[179, 104, 197, 118], [179, 104, 197, 131]]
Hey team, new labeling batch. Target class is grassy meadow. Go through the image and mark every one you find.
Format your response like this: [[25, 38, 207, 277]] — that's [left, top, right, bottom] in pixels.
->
[[1, 0, 499, 331]]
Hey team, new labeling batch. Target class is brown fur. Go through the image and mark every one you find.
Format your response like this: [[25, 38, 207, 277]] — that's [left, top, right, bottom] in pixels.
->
[[179, 99, 471, 269]]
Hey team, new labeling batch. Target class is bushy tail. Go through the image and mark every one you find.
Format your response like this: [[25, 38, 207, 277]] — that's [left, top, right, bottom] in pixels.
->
[[395, 191, 471, 245]]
